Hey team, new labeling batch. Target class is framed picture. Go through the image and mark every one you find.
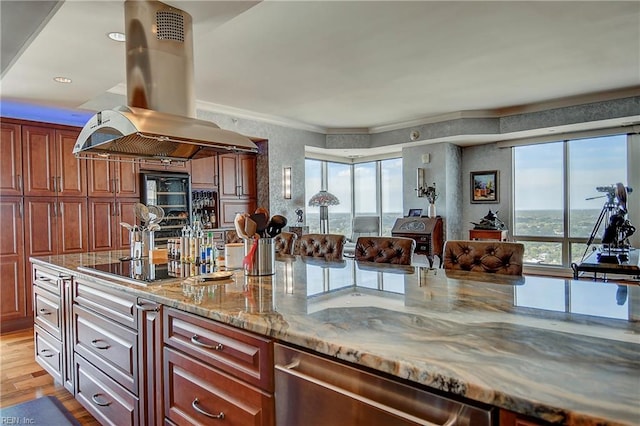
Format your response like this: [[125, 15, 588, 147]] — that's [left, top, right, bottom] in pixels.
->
[[471, 170, 499, 203], [407, 208, 423, 217]]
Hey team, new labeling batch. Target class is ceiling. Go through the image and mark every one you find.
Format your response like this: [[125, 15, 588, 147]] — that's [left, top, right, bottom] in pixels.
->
[[1, 1, 639, 140]]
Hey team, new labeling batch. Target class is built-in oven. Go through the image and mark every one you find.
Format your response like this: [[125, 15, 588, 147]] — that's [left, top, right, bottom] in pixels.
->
[[275, 343, 494, 426]]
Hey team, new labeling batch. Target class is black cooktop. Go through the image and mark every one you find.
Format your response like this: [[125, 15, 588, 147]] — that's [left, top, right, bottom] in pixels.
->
[[83, 260, 172, 283]]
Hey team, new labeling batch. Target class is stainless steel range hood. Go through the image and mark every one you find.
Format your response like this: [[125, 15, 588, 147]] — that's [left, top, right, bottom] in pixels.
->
[[74, 0, 257, 161]]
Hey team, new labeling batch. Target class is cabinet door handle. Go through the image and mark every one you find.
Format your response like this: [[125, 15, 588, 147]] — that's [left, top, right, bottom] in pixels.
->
[[91, 393, 112, 407], [38, 308, 51, 315], [40, 349, 54, 358], [190, 335, 223, 351], [112, 202, 117, 217], [51, 176, 57, 193], [136, 302, 159, 312], [114, 178, 119, 193], [57, 176, 62, 193], [18, 201, 23, 219], [17, 174, 22, 193], [52, 202, 58, 218], [191, 398, 224, 419], [90, 339, 110, 350]]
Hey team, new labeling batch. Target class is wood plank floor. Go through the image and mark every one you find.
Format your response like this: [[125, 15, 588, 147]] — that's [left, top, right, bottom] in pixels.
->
[[0, 328, 99, 425]]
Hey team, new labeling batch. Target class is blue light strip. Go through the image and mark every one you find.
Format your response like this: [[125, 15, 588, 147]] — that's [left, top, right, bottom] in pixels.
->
[[0, 100, 93, 127]]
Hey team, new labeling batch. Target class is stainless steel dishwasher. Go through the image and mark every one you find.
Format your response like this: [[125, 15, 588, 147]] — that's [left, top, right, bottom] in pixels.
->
[[274, 343, 494, 426]]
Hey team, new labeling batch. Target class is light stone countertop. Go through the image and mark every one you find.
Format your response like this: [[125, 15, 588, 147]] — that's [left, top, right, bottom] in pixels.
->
[[31, 251, 640, 426]]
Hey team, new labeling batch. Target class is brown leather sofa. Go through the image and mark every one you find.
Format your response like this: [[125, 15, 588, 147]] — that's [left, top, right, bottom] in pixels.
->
[[354, 237, 416, 265], [225, 229, 243, 244], [443, 240, 524, 275], [274, 231, 298, 255], [297, 234, 346, 261]]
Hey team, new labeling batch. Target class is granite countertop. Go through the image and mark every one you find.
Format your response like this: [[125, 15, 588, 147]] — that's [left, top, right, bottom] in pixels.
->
[[31, 251, 640, 426]]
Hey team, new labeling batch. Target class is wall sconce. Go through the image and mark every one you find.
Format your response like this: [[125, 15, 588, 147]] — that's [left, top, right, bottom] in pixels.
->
[[416, 168, 425, 197], [283, 167, 292, 199]]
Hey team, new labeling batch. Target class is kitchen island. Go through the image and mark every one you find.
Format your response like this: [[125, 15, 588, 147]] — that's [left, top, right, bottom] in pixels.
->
[[31, 251, 640, 426]]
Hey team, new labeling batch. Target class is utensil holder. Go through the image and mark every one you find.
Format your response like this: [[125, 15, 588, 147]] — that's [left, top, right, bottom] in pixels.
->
[[130, 230, 142, 259], [244, 238, 275, 276]]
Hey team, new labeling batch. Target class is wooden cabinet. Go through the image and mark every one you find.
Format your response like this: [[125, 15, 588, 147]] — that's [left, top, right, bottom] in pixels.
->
[[499, 409, 547, 425], [72, 277, 140, 425], [88, 197, 139, 252], [0, 197, 26, 331], [137, 298, 163, 426], [0, 122, 23, 195], [163, 307, 274, 426], [32, 264, 74, 393], [219, 153, 256, 199], [88, 157, 139, 198], [218, 153, 257, 227], [24, 197, 89, 257], [190, 156, 218, 189], [22, 126, 86, 197]]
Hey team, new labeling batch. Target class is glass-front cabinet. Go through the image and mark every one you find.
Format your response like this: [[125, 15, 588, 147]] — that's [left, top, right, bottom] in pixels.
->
[[141, 172, 191, 247]]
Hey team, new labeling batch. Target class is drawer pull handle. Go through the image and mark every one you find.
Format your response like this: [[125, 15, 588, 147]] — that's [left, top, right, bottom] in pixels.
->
[[136, 302, 159, 312], [91, 394, 112, 407], [192, 398, 224, 419], [90, 339, 110, 350], [38, 277, 51, 282], [40, 349, 54, 358], [191, 335, 223, 351], [38, 308, 51, 315]]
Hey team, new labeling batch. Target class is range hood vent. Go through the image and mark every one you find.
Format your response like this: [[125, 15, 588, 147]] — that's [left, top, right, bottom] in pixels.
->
[[74, 0, 257, 160]]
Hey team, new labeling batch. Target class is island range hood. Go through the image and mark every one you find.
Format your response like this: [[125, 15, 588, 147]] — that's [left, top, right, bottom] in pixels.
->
[[74, 0, 257, 161]]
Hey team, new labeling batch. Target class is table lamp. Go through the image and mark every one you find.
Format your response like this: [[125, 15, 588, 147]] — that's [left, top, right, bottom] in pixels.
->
[[308, 190, 340, 233]]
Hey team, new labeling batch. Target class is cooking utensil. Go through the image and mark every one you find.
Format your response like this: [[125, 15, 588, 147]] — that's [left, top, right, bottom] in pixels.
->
[[120, 222, 134, 231], [148, 223, 161, 232], [250, 213, 269, 237], [134, 203, 150, 223], [266, 215, 287, 237], [244, 216, 258, 238], [147, 205, 165, 224]]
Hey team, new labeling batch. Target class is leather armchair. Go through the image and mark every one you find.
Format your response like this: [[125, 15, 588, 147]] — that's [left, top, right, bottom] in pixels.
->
[[274, 231, 298, 255], [443, 240, 524, 275], [354, 237, 416, 265], [225, 230, 243, 244], [297, 234, 346, 261]]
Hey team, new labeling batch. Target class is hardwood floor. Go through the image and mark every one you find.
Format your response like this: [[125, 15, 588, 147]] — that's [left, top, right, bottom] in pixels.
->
[[0, 328, 99, 425]]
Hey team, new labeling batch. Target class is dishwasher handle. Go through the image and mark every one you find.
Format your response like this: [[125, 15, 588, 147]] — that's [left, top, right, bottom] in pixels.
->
[[275, 360, 460, 426]]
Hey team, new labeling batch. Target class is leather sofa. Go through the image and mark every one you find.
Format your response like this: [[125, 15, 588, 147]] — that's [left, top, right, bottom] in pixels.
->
[[354, 237, 416, 265], [443, 240, 525, 275], [297, 234, 346, 261], [274, 231, 298, 255]]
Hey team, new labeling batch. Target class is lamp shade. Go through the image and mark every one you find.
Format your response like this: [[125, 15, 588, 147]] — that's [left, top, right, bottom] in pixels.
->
[[308, 190, 340, 207]]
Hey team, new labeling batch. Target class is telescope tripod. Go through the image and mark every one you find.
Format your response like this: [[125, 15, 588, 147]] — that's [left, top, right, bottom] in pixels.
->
[[581, 200, 619, 262]]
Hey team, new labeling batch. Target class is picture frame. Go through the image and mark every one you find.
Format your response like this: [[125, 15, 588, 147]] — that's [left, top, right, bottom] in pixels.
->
[[471, 170, 499, 203], [407, 208, 423, 217]]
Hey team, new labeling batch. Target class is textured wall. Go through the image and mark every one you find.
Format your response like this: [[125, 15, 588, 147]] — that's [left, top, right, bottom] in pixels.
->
[[197, 110, 325, 227], [461, 143, 513, 239]]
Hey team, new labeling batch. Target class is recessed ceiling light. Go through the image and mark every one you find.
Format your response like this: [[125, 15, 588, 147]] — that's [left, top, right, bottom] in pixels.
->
[[107, 32, 126, 42], [53, 76, 72, 84]]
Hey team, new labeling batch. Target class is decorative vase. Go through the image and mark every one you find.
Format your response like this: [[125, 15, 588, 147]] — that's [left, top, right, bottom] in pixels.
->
[[428, 203, 436, 218]]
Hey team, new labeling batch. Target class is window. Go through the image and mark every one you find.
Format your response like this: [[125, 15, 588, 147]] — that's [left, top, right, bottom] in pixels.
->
[[513, 134, 629, 268], [305, 157, 402, 237]]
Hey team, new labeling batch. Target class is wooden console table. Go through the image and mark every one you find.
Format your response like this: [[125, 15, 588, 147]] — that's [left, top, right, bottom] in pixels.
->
[[469, 229, 508, 241]]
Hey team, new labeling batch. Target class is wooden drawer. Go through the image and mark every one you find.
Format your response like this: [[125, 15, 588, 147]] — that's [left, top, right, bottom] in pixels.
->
[[33, 265, 63, 295], [164, 347, 274, 426], [34, 284, 61, 339], [164, 308, 273, 392], [74, 304, 138, 394], [74, 277, 137, 328], [34, 324, 62, 383], [76, 354, 139, 426]]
